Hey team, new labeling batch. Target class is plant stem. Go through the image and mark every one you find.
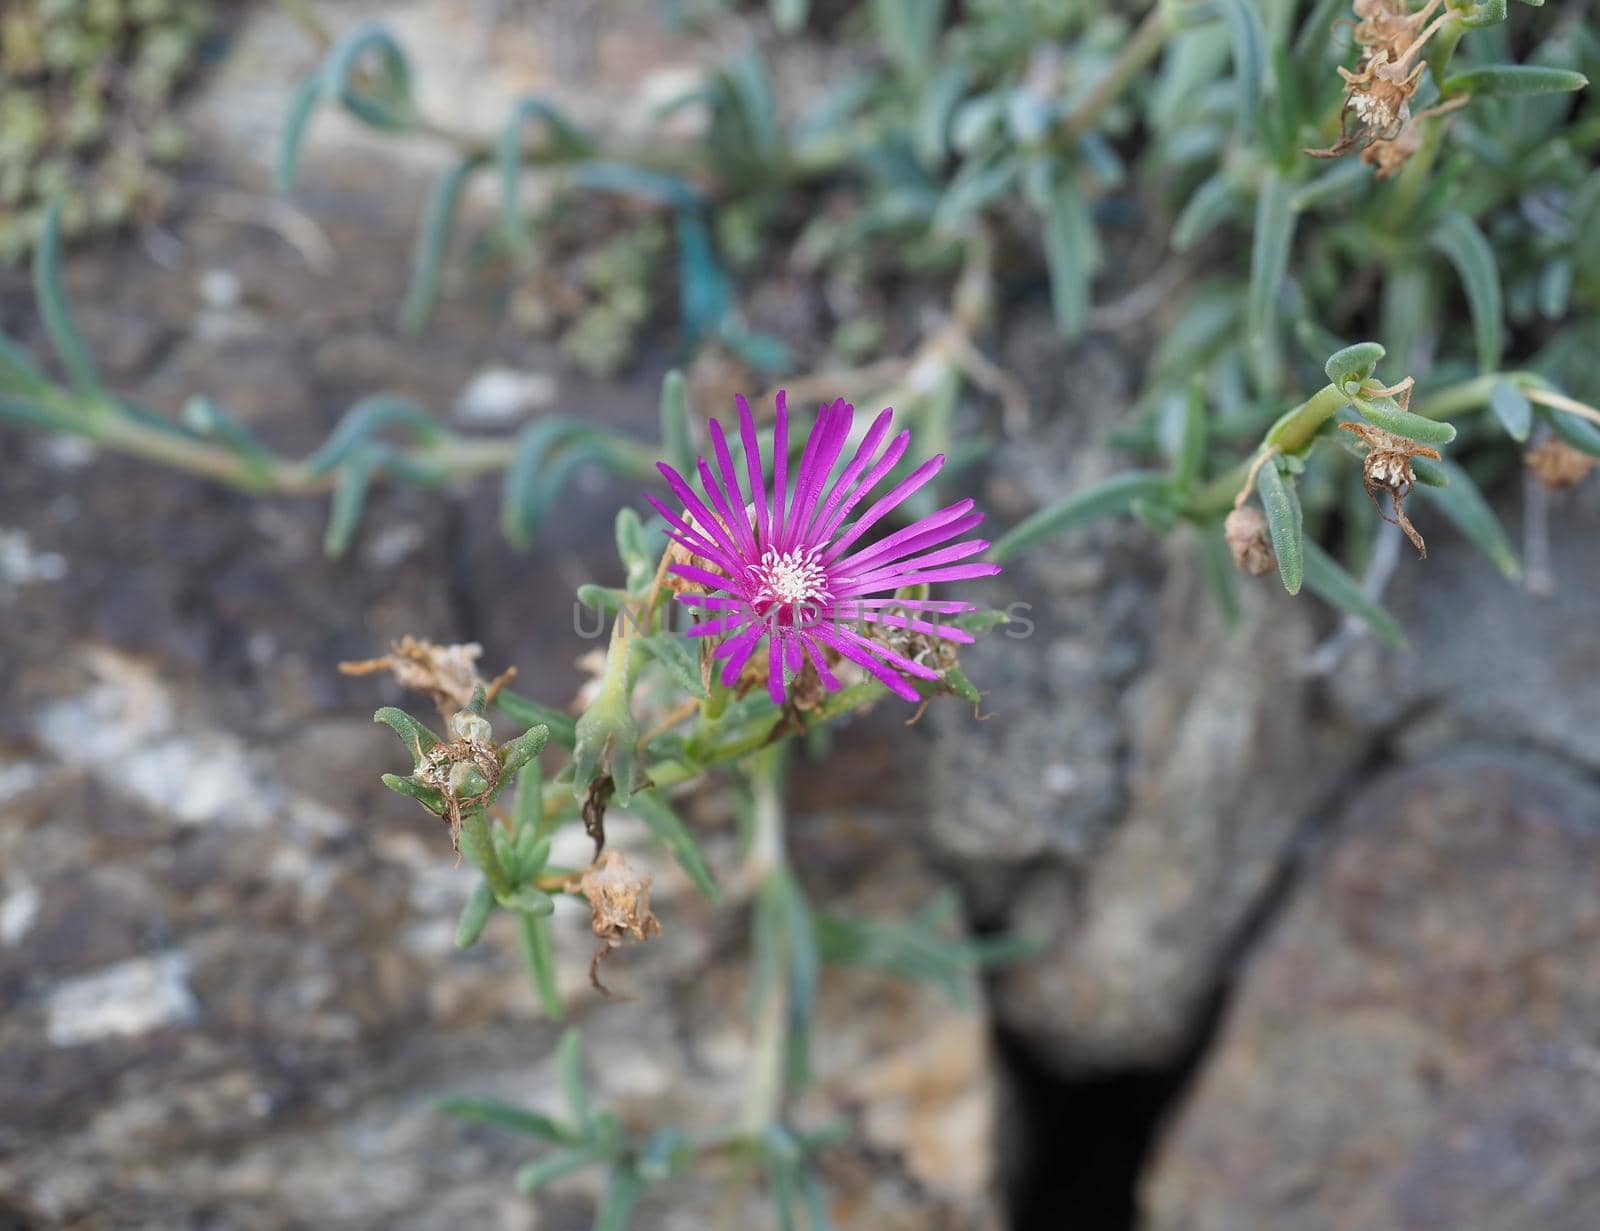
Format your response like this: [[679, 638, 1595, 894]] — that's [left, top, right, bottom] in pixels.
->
[[1060, 4, 1173, 145], [37, 395, 654, 496], [742, 744, 790, 1135]]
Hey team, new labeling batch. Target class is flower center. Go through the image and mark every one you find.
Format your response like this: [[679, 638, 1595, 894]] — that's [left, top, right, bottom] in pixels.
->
[[749, 546, 830, 611]]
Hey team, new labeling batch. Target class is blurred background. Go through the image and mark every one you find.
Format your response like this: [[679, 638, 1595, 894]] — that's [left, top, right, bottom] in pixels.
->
[[2, 2, 1599, 1229]]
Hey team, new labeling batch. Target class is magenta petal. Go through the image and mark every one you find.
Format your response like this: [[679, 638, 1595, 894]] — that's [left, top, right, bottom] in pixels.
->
[[771, 390, 790, 547], [832, 625, 941, 680], [656, 463, 746, 565], [767, 634, 786, 706], [717, 622, 767, 685], [707, 418, 757, 559], [644, 494, 740, 571], [785, 399, 853, 551], [811, 407, 895, 540], [860, 610, 976, 643], [687, 612, 755, 638], [830, 501, 979, 574], [669, 561, 743, 593], [849, 560, 1002, 591], [810, 625, 921, 701], [736, 394, 770, 546], [697, 457, 752, 564], [841, 538, 991, 592], [814, 428, 912, 545], [800, 633, 841, 691], [824, 452, 946, 563]]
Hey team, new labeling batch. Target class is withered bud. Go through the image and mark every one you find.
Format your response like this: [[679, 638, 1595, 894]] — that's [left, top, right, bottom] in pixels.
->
[[1339, 421, 1440, 557], [573, 849, 662, 944], [339, 636, 514, 717], [1225, 506, 1277, 577], [1526, 439, 1596, 491]]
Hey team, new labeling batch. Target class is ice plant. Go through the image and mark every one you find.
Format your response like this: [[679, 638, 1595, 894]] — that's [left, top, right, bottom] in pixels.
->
[[646, 393, 999, 705]]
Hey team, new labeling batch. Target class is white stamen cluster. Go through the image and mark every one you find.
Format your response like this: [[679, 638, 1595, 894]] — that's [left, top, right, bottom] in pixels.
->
[[750, 546, 829, 608], [1366, 452, 1413, 488]]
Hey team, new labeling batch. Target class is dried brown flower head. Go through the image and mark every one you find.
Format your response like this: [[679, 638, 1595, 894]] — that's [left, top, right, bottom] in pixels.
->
[[569, 849, 662, 994], [1339, 420, 1441, 556], [1306, 0, 1458, 173], [1224, 506, 1278, 576], [412, 708, 505, 855], [1526, 439, 1597, 490], [339, 636, 514, 718]]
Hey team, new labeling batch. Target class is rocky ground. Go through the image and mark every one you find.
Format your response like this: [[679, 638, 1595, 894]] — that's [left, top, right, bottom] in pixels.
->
[[3, 3, 1600, 1230]]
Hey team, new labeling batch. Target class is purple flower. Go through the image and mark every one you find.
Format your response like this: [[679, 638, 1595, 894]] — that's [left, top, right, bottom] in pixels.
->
[[646, 391, 1000, 705]]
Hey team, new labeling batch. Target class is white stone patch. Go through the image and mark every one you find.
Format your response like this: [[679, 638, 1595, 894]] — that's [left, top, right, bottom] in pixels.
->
[[46, 952, 199, 1047], [0, 759, 49, 803], [1, 876, 41, 945], [0, 528, 68, 588], [363, 522, 425, 568], [33, 648, 349, 833], [452, 367, 556, 425]]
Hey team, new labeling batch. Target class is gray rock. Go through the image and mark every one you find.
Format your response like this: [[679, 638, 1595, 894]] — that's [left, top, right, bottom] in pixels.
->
[[1143, 751, 1600, 1231]]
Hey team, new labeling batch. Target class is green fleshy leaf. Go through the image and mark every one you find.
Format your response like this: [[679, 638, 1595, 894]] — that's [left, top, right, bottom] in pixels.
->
[[1040, 167, 1100, 337], [556, 1028, 591, 1126], [1172, 172, 1237, 252], [592, 1166, 645, 1231], [1246, 172, 1296, 389], [374, 706, 441, 760], [498, 724, 551, 785], [988, 471, 1171, 563], [512, 756, 545, 837], [516, 910, 564, 1019], [1546, 404, 1600, 457], [500, 887, 556, 916], [626, 791, 719, 901], [498, 95, 592, 250], [639, 630, 706, 699], [1301, 539, 1406, 648], [276, 72, 323, 193], [0, 396, 72, 432], [0, 330, 55, 399], [437, 1097, 577, 1143], [1256, 461, 1304, 595], [1214, 0, 1268, 134], [933, 154, 1019, 233], [577, 584, 627, 613], [323, 449, 380, 557], [496, 692, 576, 750], [1349, 396, 1458, 446], [381, 773, 448, 814], [400, 154, 481, 333], [914, 62, 971, 168], [658, 369, 696, 478], [323, 23, 417, 131], [1487, 379, 1533, 442], [1323, 342, 1385, 388], [1442, 64, 1588, 98], [308, 396, 444, 476], [455, 882, 496, 948], [34, 202, 103, 396], [1431, 212, 1503, 372], [636, 1127, 691, 1183], [514, 1146, 607, 1193]]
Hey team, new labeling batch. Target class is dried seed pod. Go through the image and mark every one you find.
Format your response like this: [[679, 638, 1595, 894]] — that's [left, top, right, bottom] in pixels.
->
[[1526, 439, 1597, 491], [1225, 506, 1278, 577], [1339, 421, 1441, 557]]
